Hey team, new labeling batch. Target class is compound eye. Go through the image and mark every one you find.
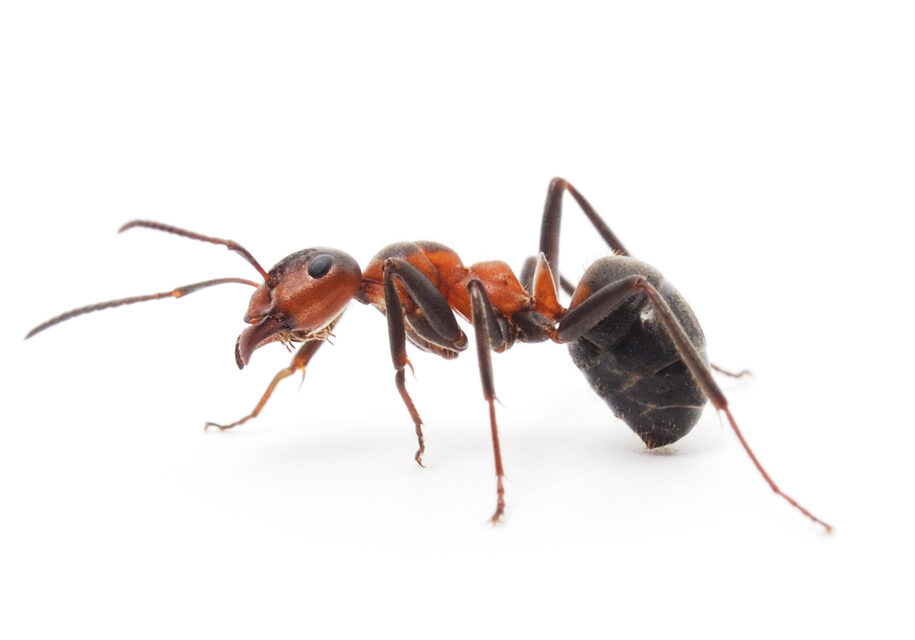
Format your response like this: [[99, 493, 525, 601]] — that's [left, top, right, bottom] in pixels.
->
[[307, 253, 334, 279]]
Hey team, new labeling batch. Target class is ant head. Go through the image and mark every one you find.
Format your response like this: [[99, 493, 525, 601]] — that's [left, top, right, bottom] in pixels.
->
[[235, 248, 362, 368]]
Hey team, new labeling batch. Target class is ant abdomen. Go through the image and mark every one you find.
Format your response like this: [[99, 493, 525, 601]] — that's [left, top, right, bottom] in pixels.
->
[[566, 255, 708, 448]]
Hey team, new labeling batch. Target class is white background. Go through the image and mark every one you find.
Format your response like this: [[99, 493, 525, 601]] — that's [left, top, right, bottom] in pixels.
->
[[1, 2, 913, 638]]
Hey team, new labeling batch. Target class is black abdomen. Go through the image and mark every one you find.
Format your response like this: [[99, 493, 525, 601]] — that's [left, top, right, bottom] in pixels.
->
[[567, 257, 708, 448]]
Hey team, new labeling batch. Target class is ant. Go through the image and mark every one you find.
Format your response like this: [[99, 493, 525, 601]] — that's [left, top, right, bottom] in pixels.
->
[[25, 178, 831, 531]]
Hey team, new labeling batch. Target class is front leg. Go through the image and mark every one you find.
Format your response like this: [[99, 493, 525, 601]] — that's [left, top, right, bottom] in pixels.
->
[[382, 258, 467, 466], [205, 338, 325, 431]]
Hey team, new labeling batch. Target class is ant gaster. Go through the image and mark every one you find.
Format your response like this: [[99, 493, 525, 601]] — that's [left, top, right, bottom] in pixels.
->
[[26, 178, 831, 531]]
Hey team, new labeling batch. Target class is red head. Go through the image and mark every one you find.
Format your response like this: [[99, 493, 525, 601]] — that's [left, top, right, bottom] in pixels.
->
[[235, 248, 362, 368]]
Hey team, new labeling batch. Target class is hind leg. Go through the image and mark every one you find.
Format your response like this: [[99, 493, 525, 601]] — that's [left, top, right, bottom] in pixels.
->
[[557, 274, 832, 533]]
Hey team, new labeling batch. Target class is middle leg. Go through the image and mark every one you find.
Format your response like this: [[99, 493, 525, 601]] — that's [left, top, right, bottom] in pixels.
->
[[467, 279, 513, 523]]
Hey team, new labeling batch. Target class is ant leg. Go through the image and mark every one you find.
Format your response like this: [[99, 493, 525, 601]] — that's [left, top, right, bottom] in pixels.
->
[[711, 363, 752, 379], [557, 273, 577, 298], [383, 259, 468, 353], [538, 177, 630, 285], [519, 256, 537, 292], [467, 280, 510, 523], [557, 275, 832, 533], [382, 259, 468, 466], [536, 178, 747, 371], [521, 178, 626, 298], [205, 338, 325, 431]]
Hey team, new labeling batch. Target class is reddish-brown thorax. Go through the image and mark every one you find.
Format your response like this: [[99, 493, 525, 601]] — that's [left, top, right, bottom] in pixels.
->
[[358, 241, 563, 323]]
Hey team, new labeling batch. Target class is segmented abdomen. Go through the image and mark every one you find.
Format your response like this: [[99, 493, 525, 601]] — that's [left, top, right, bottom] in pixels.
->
[[567, 262, 709, 449]]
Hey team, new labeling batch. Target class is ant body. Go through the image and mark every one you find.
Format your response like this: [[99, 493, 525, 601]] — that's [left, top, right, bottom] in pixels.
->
[[26, 178, 831, 531]]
